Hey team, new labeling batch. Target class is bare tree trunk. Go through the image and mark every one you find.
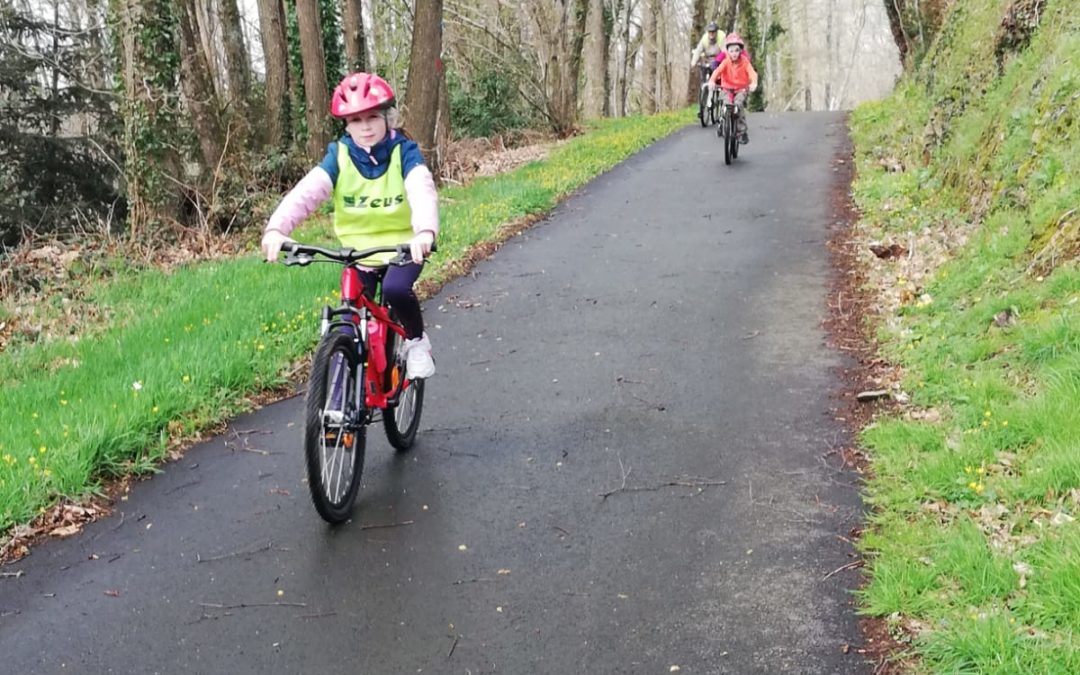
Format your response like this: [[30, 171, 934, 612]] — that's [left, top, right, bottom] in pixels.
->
[[721, 0, 737, 32], [256, 0, 291, 149], [526, 0, 587, 135], [343, 0, 368, 71], [220, 0, 251, 116], [403, 0, 443, 167], [618, 0, 633, 116], [178, 0, 224, 172], [114, 0, 182, 236], [687, 0, 706, 103], [658, 0, 670, 110], [193, 0, 222, 98], [296, 0, 331, 159], [582, 0, 605, 118], [641, 0, 657, 114], [434, 59, 451, 184]]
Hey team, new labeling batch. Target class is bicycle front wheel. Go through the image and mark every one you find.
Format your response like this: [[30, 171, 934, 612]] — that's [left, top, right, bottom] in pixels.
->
[[382, 321, 424, 450], [728, 109, 740, 161], [305, 330, 366, 523], [698, 86, 708, 127], [723, 108, 734, 165]]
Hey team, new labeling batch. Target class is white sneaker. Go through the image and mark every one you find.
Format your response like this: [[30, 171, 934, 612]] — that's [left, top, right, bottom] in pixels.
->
[[402, 333, 435, 379]]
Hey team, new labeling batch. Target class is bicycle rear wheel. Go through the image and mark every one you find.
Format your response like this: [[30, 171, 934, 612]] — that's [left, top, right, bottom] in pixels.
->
[[698, 85, 708, 127], [382, 319, 424, 450], [305, 330, 366, 523]]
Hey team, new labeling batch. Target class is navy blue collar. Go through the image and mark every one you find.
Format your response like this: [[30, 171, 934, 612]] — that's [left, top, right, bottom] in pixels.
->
[[339, 131, 407, 179]]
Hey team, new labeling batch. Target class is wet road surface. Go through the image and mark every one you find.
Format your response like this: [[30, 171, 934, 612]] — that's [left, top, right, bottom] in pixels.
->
[[1, 112, 868, 674]]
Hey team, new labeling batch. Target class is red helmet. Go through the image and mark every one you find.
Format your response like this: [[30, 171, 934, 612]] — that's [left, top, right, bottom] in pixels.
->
[[725, 32, 745, 48], [330, 72, 396, 119]]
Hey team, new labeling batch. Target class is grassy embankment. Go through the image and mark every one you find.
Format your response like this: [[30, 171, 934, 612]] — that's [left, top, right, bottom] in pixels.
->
[[849, 0, 1080, 670], [0, 109, 692, 540]]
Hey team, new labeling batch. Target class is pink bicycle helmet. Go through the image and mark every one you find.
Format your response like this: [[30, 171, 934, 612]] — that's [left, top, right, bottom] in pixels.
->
[[725, 32, 745, 48], [330, 72, 396, 119]]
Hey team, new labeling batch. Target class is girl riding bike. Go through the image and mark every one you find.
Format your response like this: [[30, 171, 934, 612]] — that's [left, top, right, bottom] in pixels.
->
[[707, 33, 758, 144], [261, 72, 438, 379]]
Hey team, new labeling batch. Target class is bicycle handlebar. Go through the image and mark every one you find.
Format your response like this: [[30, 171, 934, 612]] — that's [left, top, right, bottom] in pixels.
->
[[281, 241, 437, 267]]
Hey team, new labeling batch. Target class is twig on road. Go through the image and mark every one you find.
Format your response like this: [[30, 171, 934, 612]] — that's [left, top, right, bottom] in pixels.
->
[[601, 476, 727, 500], [197, 601, 307, 610], [297, 611, 338, 619], [447, 635, 460, 659], [628, 392, 667, 412], [197, 540, 277, 563], [358, 520, 415, 531], [1, 570, 24, 579], [452, 577, 494, 586], [822, 559, 864, 581], [165, 479, 201, 495], [224, 428, 279, 456]]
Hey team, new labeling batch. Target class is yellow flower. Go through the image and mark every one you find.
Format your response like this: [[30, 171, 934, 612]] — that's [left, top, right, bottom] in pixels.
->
[[152, 406, 159, 413], [975, 484, 985, 494], [964, 466, 973, 474], [182, 375, 191, 383], [984, 410, 992, 418], [32, 412, 38, 419], [38, 446, 47, 454], [60, 399, 68, 406], [968, 482, 978, 490], [1001, 420, 1008, 427], [28, 456, 37, 465], [976, 467, 985, 475]]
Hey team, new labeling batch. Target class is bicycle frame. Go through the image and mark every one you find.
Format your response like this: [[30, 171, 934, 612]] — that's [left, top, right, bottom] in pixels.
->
[[285, 242, 426, 416], [330, 266, 413, 413]]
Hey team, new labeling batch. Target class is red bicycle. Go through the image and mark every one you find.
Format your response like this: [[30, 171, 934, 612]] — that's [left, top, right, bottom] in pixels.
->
[[282, 241, 432, 523]]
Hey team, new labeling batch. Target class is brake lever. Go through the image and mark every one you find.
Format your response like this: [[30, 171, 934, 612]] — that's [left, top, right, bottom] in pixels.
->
[[282, 253, 313, 267]]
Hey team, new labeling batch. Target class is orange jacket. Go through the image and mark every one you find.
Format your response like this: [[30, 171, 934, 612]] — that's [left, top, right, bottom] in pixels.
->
[[709, 56, 758, 91]]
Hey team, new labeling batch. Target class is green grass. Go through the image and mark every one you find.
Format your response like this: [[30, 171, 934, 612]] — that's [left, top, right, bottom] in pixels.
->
[[0, 109, 692, 536], [850, 0, 1080, 670]]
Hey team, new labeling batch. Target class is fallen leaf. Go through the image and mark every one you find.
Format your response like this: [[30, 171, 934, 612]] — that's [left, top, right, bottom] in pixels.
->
[[52, 525, 81, 538], [1051, 512, 1074, 527]]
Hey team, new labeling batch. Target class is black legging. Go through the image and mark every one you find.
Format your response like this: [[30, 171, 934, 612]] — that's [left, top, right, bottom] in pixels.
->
[[357, 263, 425, 339]]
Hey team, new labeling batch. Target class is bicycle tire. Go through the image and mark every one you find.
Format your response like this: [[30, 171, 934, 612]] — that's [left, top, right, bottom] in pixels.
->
[[698, 86, 708, 127], [723, 107, 733, 166], [305, 330, 366, 524], [382, 317, 424, 451], [729, 108, 740, 161]]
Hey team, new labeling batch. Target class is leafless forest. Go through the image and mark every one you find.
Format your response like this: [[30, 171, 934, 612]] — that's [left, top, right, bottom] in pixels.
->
[[1, 0, 900, 246]]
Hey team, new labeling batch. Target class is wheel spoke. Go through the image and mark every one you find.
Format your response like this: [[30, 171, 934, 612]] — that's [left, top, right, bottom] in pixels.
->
[[319, 351, 355, 506]]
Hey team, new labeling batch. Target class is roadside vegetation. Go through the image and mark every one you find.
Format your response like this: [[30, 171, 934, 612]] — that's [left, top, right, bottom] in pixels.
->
[[849, 0, 1080, 670], [0, 109, 690, 550]]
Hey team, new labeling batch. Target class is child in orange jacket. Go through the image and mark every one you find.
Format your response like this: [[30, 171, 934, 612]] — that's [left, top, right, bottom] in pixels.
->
[[707, 33, 758, 144]]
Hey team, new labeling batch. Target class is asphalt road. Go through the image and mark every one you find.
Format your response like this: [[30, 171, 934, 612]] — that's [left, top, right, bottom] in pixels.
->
[[1, 112, 867, 674]]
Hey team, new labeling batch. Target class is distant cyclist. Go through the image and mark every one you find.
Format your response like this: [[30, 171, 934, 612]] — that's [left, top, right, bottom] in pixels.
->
[[706, 33, 758, 144], [690, 22, 724, 89]]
